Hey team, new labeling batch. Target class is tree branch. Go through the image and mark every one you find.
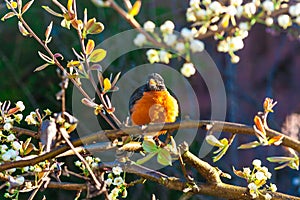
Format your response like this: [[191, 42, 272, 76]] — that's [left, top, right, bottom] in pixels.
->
[[1, 120, 299, 172]]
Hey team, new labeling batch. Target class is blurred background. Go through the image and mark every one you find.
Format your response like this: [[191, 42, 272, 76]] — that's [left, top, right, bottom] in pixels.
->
[[0, 0, 299, 199]]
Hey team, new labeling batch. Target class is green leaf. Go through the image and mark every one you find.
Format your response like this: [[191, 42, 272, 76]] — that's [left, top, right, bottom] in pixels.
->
[[213, 145, 229, 162], [89, 49, 106, 63], [157, 148, 172, 166], [142, 139, 158, 153], [205, 135, 224, 147], [136, 152, 157, 165], [238, 141, 261, 149], [267, 156, 294, 163]]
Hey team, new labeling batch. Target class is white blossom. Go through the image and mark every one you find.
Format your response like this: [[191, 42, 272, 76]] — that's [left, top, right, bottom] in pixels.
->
[[262, 0, 274, 13], [265, 193, 272, 200], [181, 28, 195, 41], [186, 8, 197, 22], [9, 176, 25, 186], [190, 39, 205, 53], [133, 33, 147, 47], [14, 114, 23, 122], [181, 63, 196, 77], [7, 134, 16, 142], [231, 54, 240, 63], [228, 36, 244, 51], [74, 160, 82, 167], [175, 42, 186, 53], [265, 17, 274, 26], [25, 112, 38, 125], [143, 21, 156, 33], [189, 0, 200, 8], [226, 5, 237, 16], [3, 123, 12, 131], [91, 162, 98, 168], [269, 183, 277, 192], [196, 9, 207, 19], [296, 16, 300, 25], [243, 2, 256, 17], [248, 182, 258, 198], [106, 178, 113, 187], [252, 159, 262, 167], [278, 14, 292, 29], [0, 145, 8, 153], [85, 156, 93, 164], [160, 20, 175, 34], [146, 49, 160, 63], [209, 1, 223, 15], [217, 40, 229, 52], [163, 34, 177, 46], [2, 149, 18, 161], [112, 166, 123, 176], [239, 22, 250, 31], [230, 0, 243, 6], [16, 101, 25, 111], [255, 171, 266, 180], [113, 177, 124, 186], [159, 50, 172, 64], [243, 167, 251, 176], [289, 4, 300, 17], [12, 141, 21, 151]]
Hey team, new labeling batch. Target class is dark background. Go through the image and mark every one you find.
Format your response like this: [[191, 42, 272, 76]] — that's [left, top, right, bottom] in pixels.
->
[[0, 0, 299, 199]]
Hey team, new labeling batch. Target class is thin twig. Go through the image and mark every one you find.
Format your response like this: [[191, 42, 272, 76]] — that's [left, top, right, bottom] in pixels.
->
[[60, 128, 102, 190]]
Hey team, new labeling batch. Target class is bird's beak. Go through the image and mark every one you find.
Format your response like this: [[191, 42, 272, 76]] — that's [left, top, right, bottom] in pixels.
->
[[149, 79, 156, 87]]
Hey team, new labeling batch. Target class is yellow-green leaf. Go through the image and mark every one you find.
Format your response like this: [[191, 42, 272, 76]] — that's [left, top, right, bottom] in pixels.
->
[[103, 78, 111, 93], [142, 138, 158, 153], [157, 148, 172, 166], [238, 141, 261, 149], [89, 49, 106, 63], [205, 135, 224, 147], [128, 0, 141, 17], [213, 145, 229, 162], [1, 12, 16, 21], [136, 152, 157, 165], [86, 39, 95, 55], [86, 20, 104, 35]]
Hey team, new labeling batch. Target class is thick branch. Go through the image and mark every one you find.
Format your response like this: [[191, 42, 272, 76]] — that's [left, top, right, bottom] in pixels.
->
[[100, 159, 299, 200], [1, 120, 299, 172]]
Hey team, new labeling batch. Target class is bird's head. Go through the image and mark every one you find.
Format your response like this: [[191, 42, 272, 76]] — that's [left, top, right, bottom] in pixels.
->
[[146, 73, 166, 91]]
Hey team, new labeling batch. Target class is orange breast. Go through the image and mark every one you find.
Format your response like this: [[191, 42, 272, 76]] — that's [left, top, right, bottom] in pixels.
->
[[130, 91, 179, 126]]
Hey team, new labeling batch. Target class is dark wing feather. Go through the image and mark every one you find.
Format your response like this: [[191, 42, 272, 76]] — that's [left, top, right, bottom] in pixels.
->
[[129, 84, 148, 114]]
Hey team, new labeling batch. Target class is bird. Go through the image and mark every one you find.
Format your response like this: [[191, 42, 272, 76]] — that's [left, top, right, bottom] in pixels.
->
[[129, 73, 179, 137]]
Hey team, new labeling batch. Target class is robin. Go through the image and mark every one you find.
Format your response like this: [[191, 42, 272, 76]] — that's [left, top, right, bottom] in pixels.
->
[[129, 73, 179, 137]]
